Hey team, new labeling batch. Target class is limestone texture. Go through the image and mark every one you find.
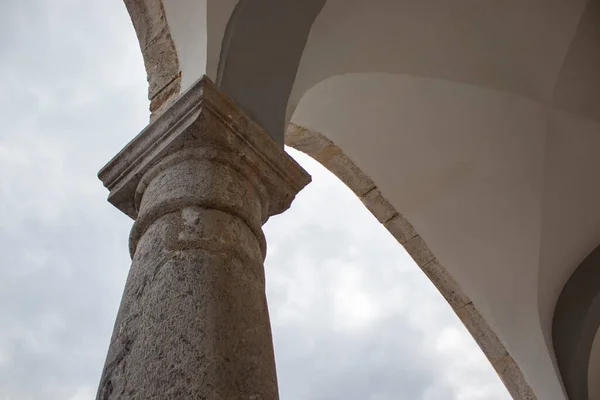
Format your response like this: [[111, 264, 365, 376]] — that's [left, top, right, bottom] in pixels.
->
[[97, 76, 310, 400], [124, 0, 180, 116]]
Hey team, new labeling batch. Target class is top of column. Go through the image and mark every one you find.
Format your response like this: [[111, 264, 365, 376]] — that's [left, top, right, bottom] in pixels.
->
[[98, 76, 311, 221]]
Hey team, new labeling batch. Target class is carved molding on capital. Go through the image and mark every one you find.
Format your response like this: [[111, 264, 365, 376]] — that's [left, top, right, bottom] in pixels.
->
[[98, 76, 311, 222]]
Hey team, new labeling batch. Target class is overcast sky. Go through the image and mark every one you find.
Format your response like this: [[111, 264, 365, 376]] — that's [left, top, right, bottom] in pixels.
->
[[0, 1, 511, 399]]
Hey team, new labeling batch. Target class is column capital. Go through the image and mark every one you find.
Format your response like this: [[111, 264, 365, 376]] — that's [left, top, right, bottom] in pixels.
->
[[98, 76, 311, 221]]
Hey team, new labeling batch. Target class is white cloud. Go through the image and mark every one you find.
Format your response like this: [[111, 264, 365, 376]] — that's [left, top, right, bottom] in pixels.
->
[[68, 386, 95, 400], [0, 1, 510, 399]]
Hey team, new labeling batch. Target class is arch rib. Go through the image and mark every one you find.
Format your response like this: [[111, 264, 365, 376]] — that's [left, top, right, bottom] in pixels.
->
[[285, 123, 537, 400]]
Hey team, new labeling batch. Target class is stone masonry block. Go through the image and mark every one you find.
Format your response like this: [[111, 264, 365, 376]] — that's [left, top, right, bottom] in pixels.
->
[[361, 188, 397, 223], [421, 259, 470, 310], [456, 303, 508, 364], [495, 357, 537, 400], [403, 235, 435, 266], [384, 213, 417, 244], [324, 151, 376, 197]]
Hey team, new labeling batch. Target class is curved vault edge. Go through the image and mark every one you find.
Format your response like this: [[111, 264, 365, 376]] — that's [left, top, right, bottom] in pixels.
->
[[285, 124, 537, 400], [553, 242, 600, 400]]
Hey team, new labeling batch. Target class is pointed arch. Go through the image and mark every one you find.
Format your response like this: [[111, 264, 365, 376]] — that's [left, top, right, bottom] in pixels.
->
[[285, 124, 537, 400]]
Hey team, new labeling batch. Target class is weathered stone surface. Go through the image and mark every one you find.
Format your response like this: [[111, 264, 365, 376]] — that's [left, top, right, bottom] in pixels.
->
[[97, 76, 311, 400], [149, 74, 181, 119], [403, 235, 435, 267], [383, 213, 417, 244], [495, 356, 538, 400], [124, 0, 167, 48], [456, 303, 508, 364], [360, 188, 397, 223], [124, 0, 180, 103], [421, 259, 470, 309], [285, 124, 333, 156], [323, 151, 376, 197], [284, 125, 343, 167], [99, 77, 310, 221]]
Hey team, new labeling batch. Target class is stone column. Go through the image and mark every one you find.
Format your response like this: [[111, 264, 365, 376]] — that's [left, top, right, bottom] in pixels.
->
[[96, 77, 311, 399]]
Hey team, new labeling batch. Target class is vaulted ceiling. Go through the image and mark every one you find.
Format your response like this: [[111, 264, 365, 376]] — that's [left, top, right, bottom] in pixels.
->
[[123, 1, 600, 398]]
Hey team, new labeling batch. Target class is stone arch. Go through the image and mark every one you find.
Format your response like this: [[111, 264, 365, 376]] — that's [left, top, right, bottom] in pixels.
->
[[123, 0, 181, 116], [123, 0, 326, 140], [285, 124, 536, 400]]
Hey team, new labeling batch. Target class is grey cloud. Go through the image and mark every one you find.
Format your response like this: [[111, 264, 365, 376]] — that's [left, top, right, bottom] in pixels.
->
[[0, 1, 139, 398], [264, 152, 509, 400], [0, 1, 510, 399]]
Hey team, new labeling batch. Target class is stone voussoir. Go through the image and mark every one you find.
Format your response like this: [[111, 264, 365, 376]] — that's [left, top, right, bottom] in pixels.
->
[[149, 73, 181, 119], [99, 76, 311, 220], [323, 151, 376, 197], [124, 0, 180, 106], [421, 258, 470, 310], [285, 125, 376, 196], [495, 356, 538, 400], [383, 213, 417, 244], [403, 235, 435, 267], [455, 302, 509, 364], [360, 187, 398, 223], [285, 123, 334, 156]]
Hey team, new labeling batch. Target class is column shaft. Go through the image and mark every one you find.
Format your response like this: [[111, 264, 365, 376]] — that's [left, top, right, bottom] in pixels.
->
[[96, 77, 311, 400], [98, 156, 277, 399]]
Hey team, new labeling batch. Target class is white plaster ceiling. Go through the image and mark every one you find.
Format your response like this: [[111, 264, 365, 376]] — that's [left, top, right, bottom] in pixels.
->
[[162, 0, 238, 87], [148, 0, 600, 397], [288, 0, 591, 116], [289, 1, 600, 399]]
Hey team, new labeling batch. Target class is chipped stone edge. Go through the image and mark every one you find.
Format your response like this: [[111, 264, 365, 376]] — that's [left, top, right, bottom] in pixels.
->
[[285, 123, 537, 400], [99, 77, 311, 220], [124, 0, 181, 117]]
